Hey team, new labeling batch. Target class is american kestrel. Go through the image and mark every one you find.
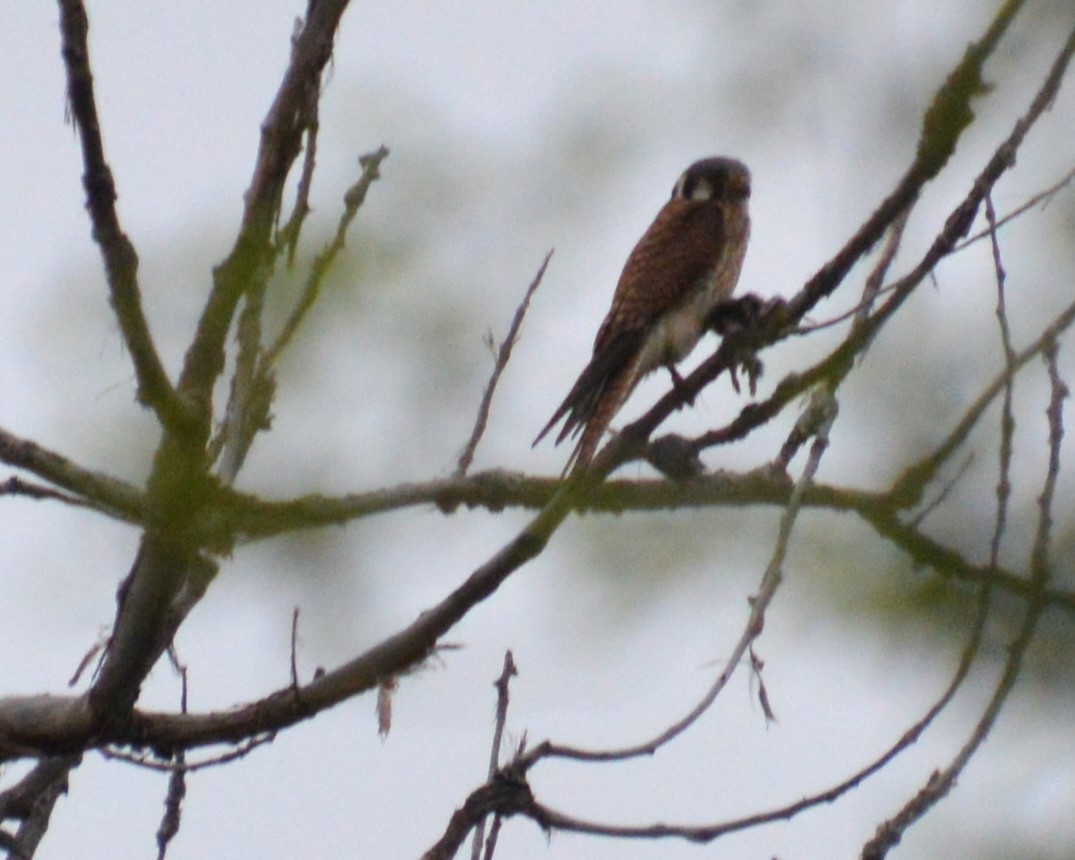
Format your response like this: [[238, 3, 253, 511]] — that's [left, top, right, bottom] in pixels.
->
[[534, 156, 752, 474]]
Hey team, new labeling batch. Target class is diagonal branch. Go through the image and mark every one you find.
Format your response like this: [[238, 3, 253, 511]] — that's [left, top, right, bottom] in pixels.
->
[[57, 0, 189, 431], [957, 162, 1075, 250], [456, 251, 552, 477], [0, 754, 81, 860], [68, 480, 589, 754], [785, 0, 1028, 323], [889, 293, 1075, 508]]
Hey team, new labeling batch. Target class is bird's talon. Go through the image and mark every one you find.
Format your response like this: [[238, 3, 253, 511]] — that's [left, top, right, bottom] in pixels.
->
[[666, 364, 696, 405], [729, 365, 742, 395]]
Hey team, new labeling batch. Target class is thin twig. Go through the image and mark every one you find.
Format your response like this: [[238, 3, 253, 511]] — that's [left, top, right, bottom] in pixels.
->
[[0, 425, 144, 524], [527, 556, 1000, 846], [794, 209, 911, 340], [262, 146, 390, 370], [290, 608, 301, 690], [275, 45, 323, 267], [986, 193, 1017, 569], [1032, 340, 1067, 583], [215, 265, 273, 484], [481, 814, 506, 860], [852, 208, 912, 333], [470, 651, 518, 860], [889, 293, 1075, 509], [101, 734, 276, 773], [956, 162, 1075, 250], [456, 251, 553, 477], [908, 453, 975, 529], [0, 475, 106, 513]]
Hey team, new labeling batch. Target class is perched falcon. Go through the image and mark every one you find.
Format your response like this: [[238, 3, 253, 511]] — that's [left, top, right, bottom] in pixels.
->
[[534, 157, 752, 474]]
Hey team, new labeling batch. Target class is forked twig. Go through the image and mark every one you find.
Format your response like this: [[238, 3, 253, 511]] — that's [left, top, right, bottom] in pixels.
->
[[957, 163, 1075, 250], [469, 651, 518, 860], [263, 146, 390, 370]]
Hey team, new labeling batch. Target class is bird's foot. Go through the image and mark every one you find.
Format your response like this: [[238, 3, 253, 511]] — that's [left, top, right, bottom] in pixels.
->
[[665, 363, 697, 405], [708, 294, 787, 397], [707, 293, 768, 335], [729, 353, 764, 396]]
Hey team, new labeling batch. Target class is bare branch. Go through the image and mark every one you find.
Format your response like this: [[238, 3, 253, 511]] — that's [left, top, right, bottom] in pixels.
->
[[176, 0, 355, 425], [957, 162, 1075, 250], [0, 426, 143, 522], [56, 0, 190, 431], [0, 476, 105, 514], [56, 482, 586, 754], [889, 294, 1075, 509], [470, 651, 518, 860], [215, 268, 273, 485], [852, 208, 911, 334], [985, 193, 1017, 570], [456, 251, 552, 477], [0, 755, 80, 860], [290, 608, 301, 691], [262, 145, 390, 371], [101, 733, 275, 774], [274, 37, 323, 267], [1032, 339, 1067, 584], [785, 0, 1028, 323]]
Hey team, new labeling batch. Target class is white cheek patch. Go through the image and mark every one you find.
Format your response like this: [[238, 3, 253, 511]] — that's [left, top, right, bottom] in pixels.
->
[[690, 178, 712, 201]]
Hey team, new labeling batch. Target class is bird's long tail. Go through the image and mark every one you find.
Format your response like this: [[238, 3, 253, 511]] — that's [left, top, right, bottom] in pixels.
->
[[534, 333, 643, 475], [561, 358, 639, 474]]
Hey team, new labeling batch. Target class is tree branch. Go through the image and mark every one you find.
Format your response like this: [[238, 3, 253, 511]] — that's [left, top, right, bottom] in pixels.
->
[[0, 426, 144, 522], [176, 0, 355, 431], [56, 0, 190, 431], [456, 251, 552, 477]]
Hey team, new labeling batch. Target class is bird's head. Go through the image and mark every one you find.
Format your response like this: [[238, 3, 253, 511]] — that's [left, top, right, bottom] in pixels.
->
[[672, 157, 751, 203]]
